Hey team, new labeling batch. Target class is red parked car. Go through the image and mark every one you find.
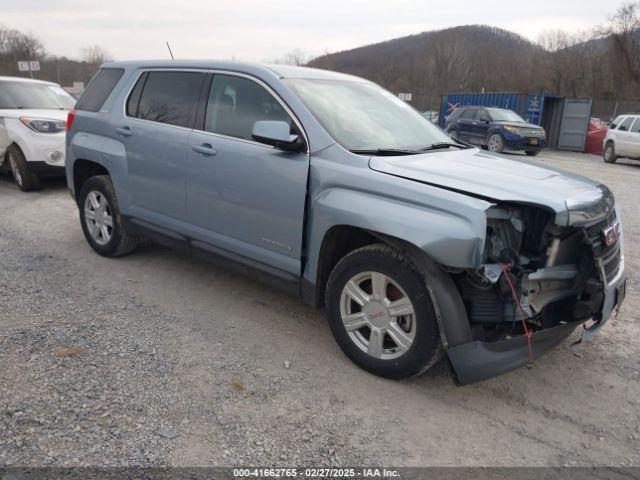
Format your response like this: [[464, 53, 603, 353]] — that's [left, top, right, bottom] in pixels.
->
[[586, 118, 609, 155]]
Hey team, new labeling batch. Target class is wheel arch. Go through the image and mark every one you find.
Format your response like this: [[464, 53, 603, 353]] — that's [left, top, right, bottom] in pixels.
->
[[306, 224, 473, 349], [73, 159, 110, 203]]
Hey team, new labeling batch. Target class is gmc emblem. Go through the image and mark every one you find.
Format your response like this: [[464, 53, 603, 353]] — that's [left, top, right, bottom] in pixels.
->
[[603, 222, 620, 247]]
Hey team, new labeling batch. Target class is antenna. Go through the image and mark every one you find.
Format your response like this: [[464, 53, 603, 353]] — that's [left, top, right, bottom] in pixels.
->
[[166, 41, 175, 59]]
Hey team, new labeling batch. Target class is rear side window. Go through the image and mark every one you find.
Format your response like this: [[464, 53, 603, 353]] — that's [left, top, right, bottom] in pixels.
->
[[76, 68, 124, 112], [134, 71, 205, 128], [610, 116, 622, 129], [619, 117, 633, 132]]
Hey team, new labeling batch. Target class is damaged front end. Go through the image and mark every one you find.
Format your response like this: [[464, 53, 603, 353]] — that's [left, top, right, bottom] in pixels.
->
[[447, 188, 626, 384]]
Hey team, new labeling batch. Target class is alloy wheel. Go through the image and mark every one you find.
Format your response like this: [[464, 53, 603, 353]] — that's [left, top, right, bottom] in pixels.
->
[[84, 190, 114, 246], [339, 271, 416, 360], [488, 135, 501, 152]]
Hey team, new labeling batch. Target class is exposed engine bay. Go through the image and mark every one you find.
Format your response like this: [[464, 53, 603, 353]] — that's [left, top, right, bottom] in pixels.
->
[[454, 204, 622, 342]]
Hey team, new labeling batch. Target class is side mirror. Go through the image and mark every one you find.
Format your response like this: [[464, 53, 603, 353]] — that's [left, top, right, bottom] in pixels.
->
[[252, 121, 304, 152]]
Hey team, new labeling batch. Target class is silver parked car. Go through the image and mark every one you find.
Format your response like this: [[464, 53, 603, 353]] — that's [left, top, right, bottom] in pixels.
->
[[66, 61, 625, 384]]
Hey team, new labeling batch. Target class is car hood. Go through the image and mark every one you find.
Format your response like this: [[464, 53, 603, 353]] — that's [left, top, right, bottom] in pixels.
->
[[0, 109, 69, 121], [369, 148, 607, 225]]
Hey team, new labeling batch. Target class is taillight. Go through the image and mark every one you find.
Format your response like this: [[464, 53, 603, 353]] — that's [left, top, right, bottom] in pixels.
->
[[66, 109, 76, 132]]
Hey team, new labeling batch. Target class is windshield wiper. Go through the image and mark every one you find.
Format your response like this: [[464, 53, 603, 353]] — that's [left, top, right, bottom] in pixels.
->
[[418, 141, 472, 151], [350, 148, 422, 156]]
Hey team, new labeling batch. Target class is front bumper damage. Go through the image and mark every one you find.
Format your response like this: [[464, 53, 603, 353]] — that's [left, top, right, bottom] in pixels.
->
[[448, 273, 625, 385], [446, 201, 626, 385]]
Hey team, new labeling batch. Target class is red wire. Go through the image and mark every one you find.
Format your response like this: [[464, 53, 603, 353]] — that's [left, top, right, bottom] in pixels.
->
[[500, 264, 534, 365]]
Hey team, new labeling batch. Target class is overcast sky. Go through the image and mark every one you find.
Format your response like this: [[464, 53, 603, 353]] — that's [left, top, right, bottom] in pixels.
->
[[3, 0, 620, 61]]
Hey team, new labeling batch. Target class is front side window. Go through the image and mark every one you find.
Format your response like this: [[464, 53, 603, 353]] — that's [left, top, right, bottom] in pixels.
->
[[0, 81, 76, 110], [476, 110, 490, 121], [618, 117, 634, 132], [284, 79, 450, 151], [610, 116, 623, 129], [204, 74, 292, 141], [630, 118, 640, 134], [487, 108, 525, 123], [135, 71, 205, 128]]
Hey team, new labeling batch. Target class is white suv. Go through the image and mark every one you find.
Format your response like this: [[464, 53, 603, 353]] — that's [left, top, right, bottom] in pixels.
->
[[0, 76, 76, 191], [603, 114, 640, 164]]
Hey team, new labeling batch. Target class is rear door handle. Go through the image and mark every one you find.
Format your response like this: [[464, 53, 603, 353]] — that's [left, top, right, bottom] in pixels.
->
[[192, 143, 217, 156], [116, 126, 132, 137]]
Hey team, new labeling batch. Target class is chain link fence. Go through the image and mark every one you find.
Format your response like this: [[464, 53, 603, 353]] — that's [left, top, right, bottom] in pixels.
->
[[0, 59, 98, 90]]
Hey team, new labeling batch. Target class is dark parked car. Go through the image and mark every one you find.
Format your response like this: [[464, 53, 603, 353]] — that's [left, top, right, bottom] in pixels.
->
[[445, 106, 546, 156]]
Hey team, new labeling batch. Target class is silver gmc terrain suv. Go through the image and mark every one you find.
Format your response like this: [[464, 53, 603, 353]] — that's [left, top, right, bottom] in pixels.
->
[[65, 61, 626, 384]]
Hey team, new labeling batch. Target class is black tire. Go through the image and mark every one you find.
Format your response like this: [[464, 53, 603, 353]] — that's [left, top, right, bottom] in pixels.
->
[[78, 175, 139, 257], [6, 145, 41, 192], [487, 133, 504, 153], [325, 243, 442, 379], [603, 142, 617, 164], [525, 150, 540, 156]]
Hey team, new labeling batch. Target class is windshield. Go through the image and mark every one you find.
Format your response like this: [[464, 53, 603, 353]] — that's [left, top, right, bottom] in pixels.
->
[[284, 78, 451, 151], [487, 108, 525, 123], [0, 81, 76, 110]]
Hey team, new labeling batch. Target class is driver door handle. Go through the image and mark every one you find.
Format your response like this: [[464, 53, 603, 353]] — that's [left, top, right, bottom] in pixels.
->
[[192, 143, 217, 156], [116, 126, 132, 137]]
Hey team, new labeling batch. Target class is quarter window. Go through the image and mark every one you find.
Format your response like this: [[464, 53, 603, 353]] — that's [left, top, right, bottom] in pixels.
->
[[76, 68, 124, 112], [135, 71, 205, 128], [204, 74, 293, 142]]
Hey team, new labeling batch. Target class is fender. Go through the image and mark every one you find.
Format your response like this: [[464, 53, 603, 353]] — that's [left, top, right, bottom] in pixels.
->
[[68, 132, 132, 211], [304, 186, 491, 283]]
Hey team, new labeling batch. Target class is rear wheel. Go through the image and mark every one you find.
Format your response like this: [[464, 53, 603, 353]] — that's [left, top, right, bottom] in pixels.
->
[[6, 145, 40, 192], [487, 133, 504, 153], [525, 150, 540, 157], [325, 244, 442, 379], [603, 143, 617, 164], [79, 175, 139, 257]]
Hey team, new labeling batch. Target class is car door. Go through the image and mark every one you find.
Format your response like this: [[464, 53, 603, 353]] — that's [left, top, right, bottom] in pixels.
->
[[185, 72, 309, 278], [119, 70, 205, 224], [456, 108, 477, 140], [470, 108, 491, 143], [629, 117, 640, 158]]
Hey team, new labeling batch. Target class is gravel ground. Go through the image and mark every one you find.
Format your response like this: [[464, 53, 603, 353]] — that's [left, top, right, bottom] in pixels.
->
[[0, 150, 639, 467]]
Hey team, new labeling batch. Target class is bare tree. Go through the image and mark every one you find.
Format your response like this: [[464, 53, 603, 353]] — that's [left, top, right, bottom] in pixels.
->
[[80, 45, 112, 66], [598, 2, 640, 92], [273, 48, 308, 66]]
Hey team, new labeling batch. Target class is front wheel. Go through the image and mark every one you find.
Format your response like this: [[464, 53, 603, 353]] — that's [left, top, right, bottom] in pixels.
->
[[79, 175, 139, 257], [603, 143, 617, 164], [6, 145, 40, 192], [487, 133, 504, 153], [325, 244, 442, 379]]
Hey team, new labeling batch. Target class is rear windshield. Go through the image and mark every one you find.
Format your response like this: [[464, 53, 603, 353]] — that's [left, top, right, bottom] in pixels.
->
[[0, 81, 76, 110], [76, 68, 124, 112]]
